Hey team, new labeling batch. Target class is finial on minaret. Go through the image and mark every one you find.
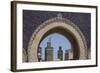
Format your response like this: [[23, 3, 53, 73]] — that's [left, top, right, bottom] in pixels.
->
[[57, 13, 63, 19], [48, 37, 52, 43], [47, 37, 52, 47]]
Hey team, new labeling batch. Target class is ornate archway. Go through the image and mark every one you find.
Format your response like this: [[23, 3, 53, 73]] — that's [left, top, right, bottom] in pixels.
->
[[27, 14, 88, 62]]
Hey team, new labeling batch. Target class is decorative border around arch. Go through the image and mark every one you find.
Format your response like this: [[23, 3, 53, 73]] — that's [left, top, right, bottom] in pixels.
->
[[11, 1, 98, 72]]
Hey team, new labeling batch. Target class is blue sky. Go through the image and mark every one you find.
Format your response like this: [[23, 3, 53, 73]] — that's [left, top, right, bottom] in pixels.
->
[[40, 33, 71, 61]]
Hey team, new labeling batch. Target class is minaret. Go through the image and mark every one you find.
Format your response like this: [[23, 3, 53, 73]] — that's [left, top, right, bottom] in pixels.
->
[[45, 37, 53, 61], [57, 46, 63, 61]]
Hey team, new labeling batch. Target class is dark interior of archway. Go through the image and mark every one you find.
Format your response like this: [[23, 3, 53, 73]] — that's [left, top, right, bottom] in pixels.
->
[[38, 27, 80, 60]]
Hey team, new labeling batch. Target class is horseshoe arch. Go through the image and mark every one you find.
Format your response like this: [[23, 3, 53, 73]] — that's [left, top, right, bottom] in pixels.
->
[[27, 14, 88, 62]]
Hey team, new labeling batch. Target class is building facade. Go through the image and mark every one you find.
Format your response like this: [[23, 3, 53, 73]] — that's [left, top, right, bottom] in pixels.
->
[[65, 50, 69, 60], [26, 13, 88, 62], [65, 49, 73, 60], [38, 47, 42, 62]]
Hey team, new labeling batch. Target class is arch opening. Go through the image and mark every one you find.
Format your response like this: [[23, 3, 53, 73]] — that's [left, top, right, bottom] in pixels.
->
[[38, 27, 80, 62], [39, 33, 72, 61]]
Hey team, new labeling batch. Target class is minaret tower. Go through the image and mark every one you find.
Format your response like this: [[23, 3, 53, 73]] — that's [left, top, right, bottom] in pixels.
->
[[45, 37, 54, 61], [58, 46, 63, 61]]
